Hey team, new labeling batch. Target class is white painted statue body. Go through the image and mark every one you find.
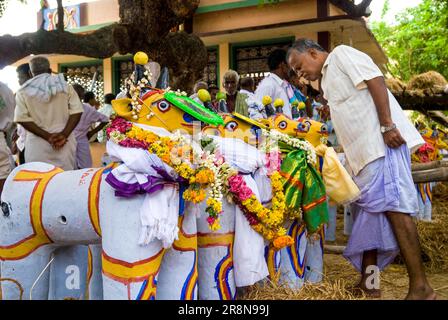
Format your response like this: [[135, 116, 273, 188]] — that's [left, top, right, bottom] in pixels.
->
[[0, 162, 198, 300]]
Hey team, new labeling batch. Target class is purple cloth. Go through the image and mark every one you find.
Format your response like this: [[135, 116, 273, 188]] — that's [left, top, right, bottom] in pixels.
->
[[105, 172, 165, 197], [74, 103, 109, 169], [105, 164, 188, 215], [343, 143, 418, 272]]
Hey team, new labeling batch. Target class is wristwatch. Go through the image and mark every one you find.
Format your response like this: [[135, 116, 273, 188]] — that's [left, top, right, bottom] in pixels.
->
[[380, 123, 397, 134]]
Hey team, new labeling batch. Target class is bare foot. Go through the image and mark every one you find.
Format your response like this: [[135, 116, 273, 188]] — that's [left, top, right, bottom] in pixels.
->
[[405, 286, 437, 300]]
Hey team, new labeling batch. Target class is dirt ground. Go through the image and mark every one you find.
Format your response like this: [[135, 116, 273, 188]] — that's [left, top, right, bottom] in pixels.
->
[[324, 182, 448, 300], [242, 182, 448, 300], [323, 254, 448, 300]]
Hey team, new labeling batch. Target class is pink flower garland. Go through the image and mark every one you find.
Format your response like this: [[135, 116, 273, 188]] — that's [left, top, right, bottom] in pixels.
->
[[107, 117, 132, 136], [107, 117, 149, 150], [228, 175, 254, 201], [119, 138, 148, 150], [228, 174, 259, 225], [265, 151, 282, 175]]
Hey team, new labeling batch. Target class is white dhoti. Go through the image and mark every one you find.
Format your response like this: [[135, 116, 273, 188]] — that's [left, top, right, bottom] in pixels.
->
[[25, 133, 77, 171]]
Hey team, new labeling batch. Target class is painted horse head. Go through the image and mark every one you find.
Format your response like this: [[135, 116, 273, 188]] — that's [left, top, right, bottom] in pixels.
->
[[260, 114, 328, 147], [112, 53, 223, 134], [112, 90, 222, 134], [202, 112, 267, 146]]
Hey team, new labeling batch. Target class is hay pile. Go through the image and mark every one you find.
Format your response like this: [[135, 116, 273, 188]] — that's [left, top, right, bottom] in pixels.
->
[[415, 182, 448, 273], [386, 78, 407, 95], [240, 276, 365, 300], [240, 183, 448, 300], [408, 71, 447, 90], [386, 71, 448, 97]]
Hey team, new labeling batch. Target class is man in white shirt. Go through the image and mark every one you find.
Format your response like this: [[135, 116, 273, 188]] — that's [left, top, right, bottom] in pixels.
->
[[0, 82, 16, 195], [255, 48, 293, 118], [97, 93, 116, 143], [287, 39, 434, 300], [14, 56, 84, 171], [240, 77, 266, 120]]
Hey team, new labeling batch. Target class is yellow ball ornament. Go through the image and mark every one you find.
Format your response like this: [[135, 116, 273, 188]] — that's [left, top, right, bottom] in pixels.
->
[[134, 51, 149, 65], [298, 101, 306, 110], [197, 89, 211, 102], [262, 95, 272, 106], [274, 98, 284, 108]]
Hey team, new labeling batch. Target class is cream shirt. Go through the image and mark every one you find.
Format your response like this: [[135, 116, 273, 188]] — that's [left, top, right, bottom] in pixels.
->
[[14, 81, 83, 170], [255, 73, 292, 118], [321, 45, 424, 176], [0, 81, 15, 132], [14, 84, 83, 132]]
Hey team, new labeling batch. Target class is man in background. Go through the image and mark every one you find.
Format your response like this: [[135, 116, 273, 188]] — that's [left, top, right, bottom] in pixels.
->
[[222, 70, 248, 116], [72, 84, 109, 169], [0, 81, 15, 195], [287, 38, 434, 300], [14, 56, 83, 170], [240, 77, 265, 120], [97, 93, 116, 143], [255, 48, 292, 118], [11, 63, 33, 165]]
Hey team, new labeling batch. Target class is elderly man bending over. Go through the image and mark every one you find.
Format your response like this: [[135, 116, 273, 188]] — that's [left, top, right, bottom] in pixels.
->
[[14, 56, 83, 170], [287, 39, 435, 300]]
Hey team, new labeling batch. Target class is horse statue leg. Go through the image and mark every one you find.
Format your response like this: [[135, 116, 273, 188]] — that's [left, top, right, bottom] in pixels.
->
[[276, 220, 308, 289], [1, 246, 56, 300], [86, 244, 103, 300], [99, 183, 178, 300], [1, 163, 64, 299], [157, 202, 199, 300], [304, 228, 325, 284], [196, 198, 236, 300], [48, 245, 90, 299]]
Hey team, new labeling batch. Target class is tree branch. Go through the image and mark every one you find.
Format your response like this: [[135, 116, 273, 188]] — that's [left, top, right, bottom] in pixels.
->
[[0, 25, 119, 69], [0, 0, 205, 91], [328, 0, 372, 17]]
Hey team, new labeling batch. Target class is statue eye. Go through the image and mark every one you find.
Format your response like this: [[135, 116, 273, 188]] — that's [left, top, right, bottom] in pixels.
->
[[225, 121, 238, 132], [304, 121, 312, 131], [157, 100, 170, 113], [297, 121, 310, 132], [320, 124, 328, 133], [278, 121, 287, 130]]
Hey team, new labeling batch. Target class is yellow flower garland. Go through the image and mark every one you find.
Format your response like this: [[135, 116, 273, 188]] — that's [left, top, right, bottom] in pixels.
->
[[109, 119, 297, 245], [109, 120, 229, 230]]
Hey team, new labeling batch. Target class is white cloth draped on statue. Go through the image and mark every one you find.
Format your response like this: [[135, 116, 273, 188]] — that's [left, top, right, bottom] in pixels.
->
[[211, 136, 270, 287], [106, 124, 181, 248]]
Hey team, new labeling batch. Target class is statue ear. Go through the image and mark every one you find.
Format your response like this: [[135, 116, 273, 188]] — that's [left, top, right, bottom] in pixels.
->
[[258, 118, 272, 129], [112, 98, 133, 120]]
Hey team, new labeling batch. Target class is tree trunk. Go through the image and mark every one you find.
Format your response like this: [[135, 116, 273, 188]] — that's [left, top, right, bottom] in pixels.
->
[[56, 0, 64, 32]]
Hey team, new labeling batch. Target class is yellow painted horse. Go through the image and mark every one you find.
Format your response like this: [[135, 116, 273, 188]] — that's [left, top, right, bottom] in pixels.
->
[[203, 112, 329, 149], [202, 112, 329, 288], [259, 114, 329, 147]]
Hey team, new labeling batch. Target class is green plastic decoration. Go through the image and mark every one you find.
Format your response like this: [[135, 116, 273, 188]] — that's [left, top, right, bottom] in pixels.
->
[[164, 91, 224, 126]]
